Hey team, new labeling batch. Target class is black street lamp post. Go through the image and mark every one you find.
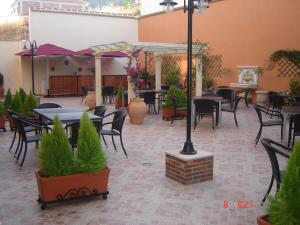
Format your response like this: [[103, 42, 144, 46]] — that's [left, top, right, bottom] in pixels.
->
[[160, 0, 209, 155], [23, 40, 38, 95]]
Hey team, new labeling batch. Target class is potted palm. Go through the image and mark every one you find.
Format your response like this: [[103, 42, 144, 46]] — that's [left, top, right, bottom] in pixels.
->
[[0, 72, 4, 97], [115, 85, 124, 109], [36, 113, 109, 209], [257, 141, 300, 225]]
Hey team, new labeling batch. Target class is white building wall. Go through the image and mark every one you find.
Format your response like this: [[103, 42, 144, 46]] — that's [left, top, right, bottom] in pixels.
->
[[0, 41, 22, 93], [140, 0, 184, 16]]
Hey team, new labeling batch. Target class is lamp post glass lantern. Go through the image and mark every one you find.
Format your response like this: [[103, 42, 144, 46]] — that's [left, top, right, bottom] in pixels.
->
[[160, 0, 208, 155], [23, 40, 37, 95]]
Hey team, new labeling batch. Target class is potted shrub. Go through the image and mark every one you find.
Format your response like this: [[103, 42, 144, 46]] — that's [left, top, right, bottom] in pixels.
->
[[0, 72, 4, 97], [36, 113, 109, 209], [0, 103, 6, 131], [257, 141, 300, 225], [23, 91, 38, 115], [19, 88, 27, 103], [164, 69, 180, 87], [115, 85, 124, 109], [162, 85, 187, 120]]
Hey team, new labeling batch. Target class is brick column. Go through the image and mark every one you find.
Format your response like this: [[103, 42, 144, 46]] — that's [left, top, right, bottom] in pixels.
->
[[166, 151, 214, 185]]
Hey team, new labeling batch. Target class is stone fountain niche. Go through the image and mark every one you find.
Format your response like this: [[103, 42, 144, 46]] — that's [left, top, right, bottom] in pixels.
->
[[230, 66, 259, 89]]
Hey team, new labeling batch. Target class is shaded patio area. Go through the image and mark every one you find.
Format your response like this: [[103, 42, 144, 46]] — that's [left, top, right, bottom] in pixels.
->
[[0, 97, 287, 225]]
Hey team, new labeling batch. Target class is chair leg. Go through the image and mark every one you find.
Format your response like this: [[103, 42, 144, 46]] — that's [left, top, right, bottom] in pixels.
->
[[120, 134, 128, 158], [292, 133, 296, 148], [212, 114, 215, 130], [255, 126, 262, 145], [101, 135, 107, 146], [16, 138, 24, 162], [281, 125, 283, 140], [19, 142, 28, 168], [14, 135, 21, 157], [170, 118, 174, 126], [9, 130, 17, 152], [153, 103, 157, 114], [194, 114, 197, 130], [234, 112, 239, 128], [245, 96, 249, 108], [261, 175, 274, 205], [111, 135, 117, 151]]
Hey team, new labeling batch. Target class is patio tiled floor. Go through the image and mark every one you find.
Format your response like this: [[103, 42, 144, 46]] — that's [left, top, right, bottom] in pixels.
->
[[0, 97, 288, 225]]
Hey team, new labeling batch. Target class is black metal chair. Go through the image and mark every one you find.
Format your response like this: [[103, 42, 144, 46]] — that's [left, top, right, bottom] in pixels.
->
[[12, 115, 49, 168], [102, 86, 115, 104], [37, 103, 61, 109], [193, 99, 217, 130], [221, 97, 242, 127], [141, 91, 157, 114], [169, 95, 187, 126], [266, 91, 279, 115], [80, 86, 88, 104], [260, 138, 290, 205], [253, 104, 283, 145], [216, 88, 235, 109], [100, 110, 128, 157], [288, 114, 300, 147]]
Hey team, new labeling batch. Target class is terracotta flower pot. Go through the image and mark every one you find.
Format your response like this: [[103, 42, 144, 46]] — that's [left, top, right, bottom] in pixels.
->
[[0, 111, 7, 131], [35, 168, 110, 209], [86, 91, 96, 109], [162, 108, 174, 120], [0, 86, 4, 97], [128, 97, 147, 124], [257, 215, 272, 225], [115, 98, 123, 109]]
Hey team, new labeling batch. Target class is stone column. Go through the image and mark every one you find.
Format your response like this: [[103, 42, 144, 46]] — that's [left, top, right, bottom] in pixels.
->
[[95, 55, 102, 106], [195, 55, 203, 96], [127, 55, 135, 104], [155, 55, 162, 90]]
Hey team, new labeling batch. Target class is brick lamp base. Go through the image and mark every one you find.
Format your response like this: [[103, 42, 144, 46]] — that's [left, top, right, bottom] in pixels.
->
[[165, 151, 214, 185]]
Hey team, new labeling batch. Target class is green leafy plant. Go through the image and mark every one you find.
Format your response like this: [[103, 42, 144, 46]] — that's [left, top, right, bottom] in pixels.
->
[[162, 85, 187, 109], [0, 72, 3, 86], [0, 103, 4, 117], [11, 91, 22, 113], [74, 112, 107, 173], [164, 69, 180, 87], [23, 91, 38, 115], [38, 116, 74, 177], [203, 75, 213, 90], [267, 141, 300, 225], [19, 88, 27, 103], [4, 89, 13, 109], [116, 85, 124, 100], [289, 79, 300, 96]]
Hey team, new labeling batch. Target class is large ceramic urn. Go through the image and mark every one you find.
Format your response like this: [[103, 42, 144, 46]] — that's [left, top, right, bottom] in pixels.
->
[[86, 91, 96, 109], [128, 97, 147, 124]]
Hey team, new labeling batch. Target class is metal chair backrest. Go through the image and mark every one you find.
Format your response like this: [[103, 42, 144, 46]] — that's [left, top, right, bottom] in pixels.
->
[[94, 106, 106, 117], [272, 94, 284, 110], [142, 91, 156, 104], [292, 114, 300, 133], [37, 103, 61, 109], [102, 86, 114, 96], [194, 99, 216, 114], [112, 110, 127, 133], [268, 91, 279, 103], [254, 104, 263, 124], [161, 85, 169, 90], [216, 88, 235, 102], [65, 121, 80, 149], [261, 138, 289, 184], [80, 86, 88, 96]]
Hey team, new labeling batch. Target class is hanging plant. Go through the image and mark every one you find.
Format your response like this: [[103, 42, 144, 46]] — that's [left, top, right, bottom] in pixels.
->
[[268, 50, 300, 70], [64, 60, 69, 65]]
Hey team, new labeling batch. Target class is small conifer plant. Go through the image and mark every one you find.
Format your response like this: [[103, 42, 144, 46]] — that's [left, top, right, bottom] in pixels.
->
[[4, 89, 13, 109], [74, 112, 107, 173], [23, 91, 38, 115], [38, 116, 74, 177], [19, 88, 27, 103], [11, 91, 22, 113], [267, 141, 300, 225]]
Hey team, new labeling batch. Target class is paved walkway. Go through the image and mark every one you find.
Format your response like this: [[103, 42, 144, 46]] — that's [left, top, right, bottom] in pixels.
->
[[0, 97, 288, 225]]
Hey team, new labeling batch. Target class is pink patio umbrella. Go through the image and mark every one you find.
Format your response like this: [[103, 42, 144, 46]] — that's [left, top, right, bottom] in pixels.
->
[[75, 48, 128, 58], [15, 44, 76, 56]]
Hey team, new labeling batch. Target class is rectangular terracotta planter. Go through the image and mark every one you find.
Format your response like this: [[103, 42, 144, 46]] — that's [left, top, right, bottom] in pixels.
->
[[257, 215, 272, 225], [36, 168, 110, 209]]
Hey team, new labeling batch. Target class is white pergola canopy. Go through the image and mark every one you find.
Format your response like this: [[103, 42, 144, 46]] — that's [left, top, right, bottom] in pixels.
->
[[91, 41, 206, 105], [91, 41, 207, 55]]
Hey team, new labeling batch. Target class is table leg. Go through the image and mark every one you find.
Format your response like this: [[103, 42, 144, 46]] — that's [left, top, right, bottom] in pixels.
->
[[218, 101, 222, 128], [282, 112, 288, 144]]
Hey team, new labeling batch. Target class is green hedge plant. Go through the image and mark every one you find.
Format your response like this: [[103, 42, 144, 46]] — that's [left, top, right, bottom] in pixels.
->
[[74, 112, 107, 173], [0, 72, 4, 86], [267, 141, 300, 225], [162, 85, 187, 109], [0, 103, 4, 117], [289, 79, 300, 96], [116, 85, 124, 100], [164, 69, 180, 87], [23, 91, 38, 115], [38, 116, 74, 177], [19, 88, 27, 103], [11, 91, 22, 113], [4, 89, 13, 109]]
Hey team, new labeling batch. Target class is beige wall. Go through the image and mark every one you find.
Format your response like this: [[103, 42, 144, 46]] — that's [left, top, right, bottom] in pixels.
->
[[138, 0, 300, 92], [0, 41, 22, 93], [29, 10, 138, 50]]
